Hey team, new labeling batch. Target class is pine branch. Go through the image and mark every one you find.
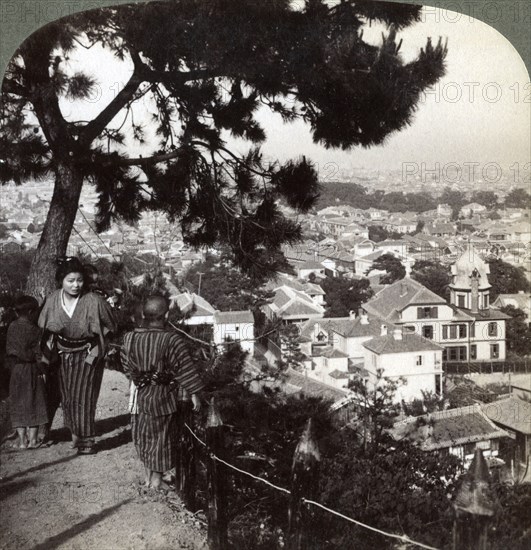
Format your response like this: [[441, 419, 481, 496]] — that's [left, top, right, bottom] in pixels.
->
[[78, 50, 143, 147], [2, 78, 27, 97]]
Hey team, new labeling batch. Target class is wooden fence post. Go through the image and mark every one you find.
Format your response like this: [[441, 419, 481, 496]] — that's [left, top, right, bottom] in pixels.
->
[[288, 418, 321, 550], [206, 398, 228, 550], [452, 448, 495, 550], [176, 400, 196, 511]]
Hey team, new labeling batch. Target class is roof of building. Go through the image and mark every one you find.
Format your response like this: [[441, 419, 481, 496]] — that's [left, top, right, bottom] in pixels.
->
[[492, 293, 530, 314], [298, 260, 325, 270], [267, 286, 325, 319], [450, 244, 491, 290], [391, 404, 510, 451], [283, 368, 349, 402], [173, 292, 216, 317], [214, 310, 254, 325], [328, 369, 350, 379], [299, 315, 386, 341], [363, 277, 446, 321], [482, 396, 531, 435], [314, 346, 349, 359], [362, 332, 443, 354]]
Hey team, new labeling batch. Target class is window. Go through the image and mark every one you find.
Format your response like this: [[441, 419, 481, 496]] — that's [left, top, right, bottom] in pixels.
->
[[422, 325, 434, 339], [443, 325, 466, 340], [416, 355, 423, 366], [445, 346, 467, 361], [471, 345, 477, 360], [490, 344, 499, 359], [457, 294, 465, 307], [417, 307, 438, 320], [443, 325, 457, 339], [470, 323, 476, 338], [483, 294, 490, 308], [435, 374, 441, 395], [488, 322, 498, 337]]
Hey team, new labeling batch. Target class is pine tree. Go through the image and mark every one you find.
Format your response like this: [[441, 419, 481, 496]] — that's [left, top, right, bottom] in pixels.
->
[[0, 0, 448, 295]]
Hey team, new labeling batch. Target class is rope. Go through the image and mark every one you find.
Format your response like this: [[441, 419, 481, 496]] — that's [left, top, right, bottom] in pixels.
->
[[77, 207, 117, 259], [183, 423, 440, 550], [71, 226, 100, 258], [184, 423, 290, 495], [302, 499, 439, 550]]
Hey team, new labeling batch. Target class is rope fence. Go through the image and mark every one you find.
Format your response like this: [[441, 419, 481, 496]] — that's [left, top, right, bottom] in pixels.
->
[[183, 421, 439, 550]]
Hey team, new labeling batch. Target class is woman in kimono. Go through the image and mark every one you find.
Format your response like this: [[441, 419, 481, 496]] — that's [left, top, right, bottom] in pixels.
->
[[38, 257, 116, 455]]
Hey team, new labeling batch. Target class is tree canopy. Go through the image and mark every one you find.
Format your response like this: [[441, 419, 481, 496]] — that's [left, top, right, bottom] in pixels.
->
[[412, 259, 451, 299], [0, 0, 448, 295], [487, 259, 530, 300], [368, 252, 405, 283], [500, 305, 531, 357], [320, 275, 373, 317]]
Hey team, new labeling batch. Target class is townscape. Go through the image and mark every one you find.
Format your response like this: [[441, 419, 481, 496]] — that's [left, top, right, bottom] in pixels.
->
[[0, 1, 530, 549]]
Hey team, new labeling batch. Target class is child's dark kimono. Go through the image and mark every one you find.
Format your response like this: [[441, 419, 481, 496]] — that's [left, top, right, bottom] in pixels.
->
[[6, 317, 48, 428]]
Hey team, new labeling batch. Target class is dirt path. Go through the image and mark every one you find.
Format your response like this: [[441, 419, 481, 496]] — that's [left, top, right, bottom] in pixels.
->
[[0, 370, 208, 550]]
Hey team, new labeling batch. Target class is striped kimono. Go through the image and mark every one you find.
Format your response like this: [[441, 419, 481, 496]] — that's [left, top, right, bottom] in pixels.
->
[[120, 328, 204, 472], [38, 290, 116, 446]]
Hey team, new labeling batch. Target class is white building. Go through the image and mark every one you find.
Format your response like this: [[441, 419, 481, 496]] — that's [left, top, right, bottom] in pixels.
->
[[362, 326, 444, 403], [362, 246, 509, 362], [213, 310, 254, 355]]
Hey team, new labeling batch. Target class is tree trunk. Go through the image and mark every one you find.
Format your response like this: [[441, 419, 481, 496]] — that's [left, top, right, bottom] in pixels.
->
[[26, 162, 84, 299]]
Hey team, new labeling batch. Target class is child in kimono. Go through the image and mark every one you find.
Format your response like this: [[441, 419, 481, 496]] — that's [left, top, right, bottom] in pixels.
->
[[121, 295, 203, 490], [6, 296, 48, 449]]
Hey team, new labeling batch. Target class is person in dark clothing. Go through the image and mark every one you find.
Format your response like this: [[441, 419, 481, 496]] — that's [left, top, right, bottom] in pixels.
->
[[6, 296, 48, 449]]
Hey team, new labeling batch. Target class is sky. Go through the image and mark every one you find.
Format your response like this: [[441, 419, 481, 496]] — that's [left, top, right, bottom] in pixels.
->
[[59, 5, 530, 175]]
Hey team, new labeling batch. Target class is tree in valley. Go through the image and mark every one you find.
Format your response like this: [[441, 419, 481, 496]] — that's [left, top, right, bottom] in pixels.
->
[[500, 305, 531, 357], [504, 188, 531, 209], [321, 275, 373, 317], [440, 187, 466, 220], [367, 252, 405, 283], [183, 251, 274, 312], [1, 0, 448, 296], [487, 259, 530, 299], [471, 190, 498, 211], [411, 259, 451, 299]]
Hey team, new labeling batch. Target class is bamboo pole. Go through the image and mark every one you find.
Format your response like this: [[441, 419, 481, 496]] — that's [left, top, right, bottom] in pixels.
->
[[453, 448, 496, 550], [288, 419, 321, 550], [206, 398, 228, 550], [176, 400, 196, 511]]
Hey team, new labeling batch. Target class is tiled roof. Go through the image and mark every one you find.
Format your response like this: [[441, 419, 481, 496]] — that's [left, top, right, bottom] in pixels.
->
[[283, 369, 349, 402], [363, 277, 445, 320], [492, 294, 530, 314], [329, 369, 350, 379], [362, 332, 443, 354], [173, 292, 216, 317], [391, 404, 509, 451], [483, 397, 531, 435], [214, 310, 254, 325], [268, 286, 324, 318], [313, 346, 349, 359]]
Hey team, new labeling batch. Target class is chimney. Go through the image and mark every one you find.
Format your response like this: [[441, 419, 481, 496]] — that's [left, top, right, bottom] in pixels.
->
[[393, 328, 403, 340], [349, 310, 356, 320], [380, 324, 388, 336], [359, 310, 369, 325], [470, 268, 480, 314], [400, 281, 408, 297]]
